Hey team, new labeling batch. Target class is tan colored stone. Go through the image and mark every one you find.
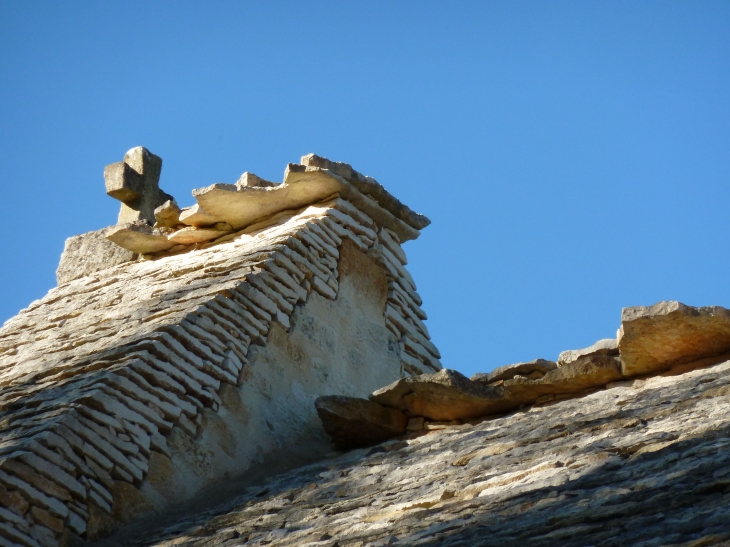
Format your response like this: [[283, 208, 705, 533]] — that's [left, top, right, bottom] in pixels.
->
[[406, 417, 425, 431], [105, 221, 176, 254], [371, 369, 510, 421], [56, 227, 137, 284], [619, 301, 730, 377], [85, 502, 116, 541], [315, 396, 408, 450], [111, 480, 154, 524], [558, 338, 618, 366], [153, 199, 182, 228], [236, 172, 279, 188], [178, 204, 222, 227], [471, 358, 557, 384], [0, 458, 71, 502], [504, 355, 624, 403], [193, 164, 422, 242], [167, 223, 233, 245], [300, 154, 430, 231]]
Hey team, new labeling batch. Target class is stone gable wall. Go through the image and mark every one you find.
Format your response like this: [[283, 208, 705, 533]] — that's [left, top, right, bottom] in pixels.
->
[[0, 188, 439, 547]]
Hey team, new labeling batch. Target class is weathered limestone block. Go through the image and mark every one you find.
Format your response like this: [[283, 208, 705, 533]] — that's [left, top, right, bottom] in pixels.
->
[[153, 200, 181, 229], [503, 355, 624, 403], [471, 358, 557, 384], [191, 162, 425, 242], [558, 338, 618, 366], [315, 396, 407, 450], [236, 172, 278, 189], [619, 301, 730, 377], [104, 147, 173, 224], [105, 222, 176, 254], [178, 204, 221, 227], [56, 227, 137, 284], [300, 153, 431, 231], [371, 369, 509, 421]]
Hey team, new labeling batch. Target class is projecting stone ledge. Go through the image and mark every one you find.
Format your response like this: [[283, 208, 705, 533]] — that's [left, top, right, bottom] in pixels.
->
[[318, 301, 730, 451], [191, 163, 426, 244], [370, 369, 511, 422], [558, 337, 618, 366], [105, 222, 177, 255], [619, 301, 730, 377]]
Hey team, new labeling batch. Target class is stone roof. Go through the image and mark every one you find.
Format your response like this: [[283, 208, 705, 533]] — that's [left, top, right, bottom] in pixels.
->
[[0, 151, 439, 547], [106, 355, 730, 547], [3, 147, 730, 547]]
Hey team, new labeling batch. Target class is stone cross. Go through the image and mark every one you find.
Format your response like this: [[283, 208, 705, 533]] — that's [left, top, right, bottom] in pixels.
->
[[104, 146, 174, 224]]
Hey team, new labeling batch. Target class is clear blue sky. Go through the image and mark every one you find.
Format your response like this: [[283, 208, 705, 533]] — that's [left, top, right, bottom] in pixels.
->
[[1, 2, 728, 378]]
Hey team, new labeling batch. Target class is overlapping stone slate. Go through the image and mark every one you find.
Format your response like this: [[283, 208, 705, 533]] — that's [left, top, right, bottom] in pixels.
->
[[315, 396, 408, 450], [105, 222, 176, 254], [502, 355, 623, 403], [558, 337, 618, 366], [619, 301, 730, 377], [371, 369, 509, 421], [152, 200, 181, 229], [471, 358, 557, 384]]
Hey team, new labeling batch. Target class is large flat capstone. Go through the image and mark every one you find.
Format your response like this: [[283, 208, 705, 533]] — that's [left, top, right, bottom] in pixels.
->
[[619, 301, 730, 377]]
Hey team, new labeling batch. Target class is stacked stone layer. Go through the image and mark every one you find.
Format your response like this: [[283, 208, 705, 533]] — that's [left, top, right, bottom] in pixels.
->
[[112, 356, 730, 547], [0, 191, 438, 546]]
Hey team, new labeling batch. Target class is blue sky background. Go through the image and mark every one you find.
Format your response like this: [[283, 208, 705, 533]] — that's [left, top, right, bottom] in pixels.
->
[[1, 2, 728, 378]]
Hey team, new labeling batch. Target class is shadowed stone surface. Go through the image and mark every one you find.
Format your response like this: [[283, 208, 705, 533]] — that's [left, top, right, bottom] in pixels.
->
[[315, 396, 407, 450], [619, 301, 730, 377]]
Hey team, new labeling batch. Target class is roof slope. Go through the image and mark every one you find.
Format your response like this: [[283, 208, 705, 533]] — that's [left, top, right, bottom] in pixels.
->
[[0, 161, 439, 547], [115, 357, 730, 547]]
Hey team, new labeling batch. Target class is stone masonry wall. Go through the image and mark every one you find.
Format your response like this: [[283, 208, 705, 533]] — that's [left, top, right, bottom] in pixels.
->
[[0, 176, 439, 547]]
